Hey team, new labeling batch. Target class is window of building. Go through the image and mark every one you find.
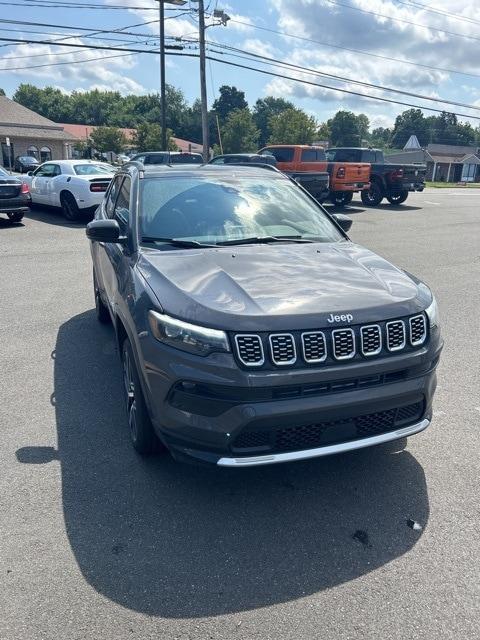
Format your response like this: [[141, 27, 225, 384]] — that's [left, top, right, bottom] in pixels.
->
[[28, 146, 39, 159], [40, 146, 52, 162]]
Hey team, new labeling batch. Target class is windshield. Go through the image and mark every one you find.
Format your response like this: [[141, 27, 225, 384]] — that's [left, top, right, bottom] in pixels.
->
[[21, 156, 38, 163], [74, 164, 114, 175], [0, 166, 8, 177], [140, 175, 344, 245]]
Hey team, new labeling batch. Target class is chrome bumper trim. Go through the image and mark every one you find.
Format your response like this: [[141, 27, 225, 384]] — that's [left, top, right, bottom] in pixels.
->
[[217, 418, 430, 467]]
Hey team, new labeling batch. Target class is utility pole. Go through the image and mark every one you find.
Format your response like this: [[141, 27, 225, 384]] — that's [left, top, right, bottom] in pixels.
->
[[159, 0, 167, 150], [198, 0, 209, 162], [157, 0, 186, 151]]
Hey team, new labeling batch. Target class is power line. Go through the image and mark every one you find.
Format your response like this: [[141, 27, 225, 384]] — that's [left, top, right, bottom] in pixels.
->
[[228, 18, 480, 81], [0, 0, 181, 8], [206, 41, 480, 113], [203, 54, 480, 121], [1, 33, 479, 121], [394, 1, 480, 28]]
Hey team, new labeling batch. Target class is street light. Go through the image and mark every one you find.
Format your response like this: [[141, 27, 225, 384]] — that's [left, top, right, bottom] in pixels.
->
[[155, 0, 186, 150]]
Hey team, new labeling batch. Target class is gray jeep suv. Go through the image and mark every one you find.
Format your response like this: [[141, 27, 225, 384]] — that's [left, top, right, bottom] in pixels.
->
[[86, 163, 442, 467]]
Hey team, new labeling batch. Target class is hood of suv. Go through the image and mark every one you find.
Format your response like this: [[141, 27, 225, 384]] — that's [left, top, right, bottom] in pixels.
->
[[138, 242, 430, 331]]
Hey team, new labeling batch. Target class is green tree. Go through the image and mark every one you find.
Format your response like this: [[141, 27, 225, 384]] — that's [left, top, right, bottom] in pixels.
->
[[328, 111, 363, 146], [212, 85, 248, 123], [356, 114, 370, 143], [316, 121, 331, 142], [268, 108, 317, 144], [370, 127, 392, 148], [0, 88, 5, 96], [13, 84, 71, 121], [89, 127, 127, 153], [132, 123, 177, 151], [253, 96, 294, 147], [391, 108, 430, 147], [221, 109, 260, 153]]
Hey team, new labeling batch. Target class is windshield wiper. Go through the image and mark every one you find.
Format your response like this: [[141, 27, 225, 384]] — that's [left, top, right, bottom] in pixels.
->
[[216, 235, 314, 246], [141, 236, 217, 248]]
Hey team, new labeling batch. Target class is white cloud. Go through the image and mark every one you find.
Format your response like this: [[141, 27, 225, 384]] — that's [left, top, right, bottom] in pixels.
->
[[0, 39, 145, 94], [265, 0, 480, 122]]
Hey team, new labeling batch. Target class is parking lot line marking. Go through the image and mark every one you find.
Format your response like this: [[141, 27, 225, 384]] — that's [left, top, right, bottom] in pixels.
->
[[424, 201, 440, 205]]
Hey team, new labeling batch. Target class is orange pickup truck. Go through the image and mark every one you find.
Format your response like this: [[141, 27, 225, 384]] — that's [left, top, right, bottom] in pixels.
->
[[258, 145, 371, 206]]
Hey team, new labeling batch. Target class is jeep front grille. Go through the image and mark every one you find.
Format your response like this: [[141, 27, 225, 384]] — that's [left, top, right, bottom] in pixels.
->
[[332, 329, 355, 360], [409, 314, 426, 346], [302, 331, 327, 363], [386, 321, 406, 351], [232, 313, 428, 369], [360, 324, 382, 356], [269, 334, 296, 365], [234, 334, 264, 366]]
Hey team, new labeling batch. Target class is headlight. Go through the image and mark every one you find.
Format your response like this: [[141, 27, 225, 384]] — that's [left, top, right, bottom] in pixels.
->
[[425, 296, 440, 329], [148, 310, 230, 356]]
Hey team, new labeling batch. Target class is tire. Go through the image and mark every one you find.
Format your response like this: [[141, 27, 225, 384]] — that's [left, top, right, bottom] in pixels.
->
[[121, 338, 159, 455], [330, 191, 353, 207], [386, 190, 409, 205], [93, 270, 110, 324], [60, 192, 81, 222], [361, 181, 384, 207], [7, 212, 24, 223]]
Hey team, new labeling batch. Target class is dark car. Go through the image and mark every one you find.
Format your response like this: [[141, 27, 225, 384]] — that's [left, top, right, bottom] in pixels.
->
[[209, 153, 277, 166], [86, 164, 442, 467], [326, 148, 426, 206], [14, 156, 40, 174], [129, 151, 203, 165], [0, 166, 30, 223]]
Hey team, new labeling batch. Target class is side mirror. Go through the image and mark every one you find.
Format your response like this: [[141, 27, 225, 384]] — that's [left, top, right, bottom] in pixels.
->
[[332, 213, 353, 233], [27, 171, 33, 176], [86, 219, 125, 243]]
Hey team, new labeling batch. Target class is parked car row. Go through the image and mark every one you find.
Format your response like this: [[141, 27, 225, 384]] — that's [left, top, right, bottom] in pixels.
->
[[210, 145, 426, 207], [0, 144, 427, 225]]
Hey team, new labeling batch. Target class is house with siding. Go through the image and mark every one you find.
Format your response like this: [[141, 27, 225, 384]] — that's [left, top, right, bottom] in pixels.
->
[[0, 96, 77, 168], [387, 143, 480, 182]]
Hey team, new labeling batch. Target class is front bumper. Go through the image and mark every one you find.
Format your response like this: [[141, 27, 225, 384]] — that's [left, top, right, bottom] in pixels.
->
[[140, 329, 442, 466], [217, 418, 430, 466]]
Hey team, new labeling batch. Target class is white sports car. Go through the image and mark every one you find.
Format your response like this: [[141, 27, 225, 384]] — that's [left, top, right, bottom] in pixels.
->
[[23, 159, 115, 221]]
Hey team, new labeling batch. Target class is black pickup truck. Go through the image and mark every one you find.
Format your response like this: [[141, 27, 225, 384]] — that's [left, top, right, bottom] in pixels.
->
[[326, 148, 426, 206]]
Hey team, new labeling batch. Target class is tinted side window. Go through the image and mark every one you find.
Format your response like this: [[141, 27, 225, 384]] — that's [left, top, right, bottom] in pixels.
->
[[300, 149, 317, 162], [36, 164, 55, 177], [375, 152, 384, 163], [329, 150, 359, 162], [362, 150, 376, 163], [105, 176, 123, 218], [210, 157, 225, 164], [51, 164, 61, 176], [265, 147, 294, 163], [145, 154, 167, 165], [114, 176, 131, 225]]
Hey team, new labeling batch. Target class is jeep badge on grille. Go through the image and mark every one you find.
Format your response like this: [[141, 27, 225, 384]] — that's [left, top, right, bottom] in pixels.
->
[[327, 313, 354, 323]]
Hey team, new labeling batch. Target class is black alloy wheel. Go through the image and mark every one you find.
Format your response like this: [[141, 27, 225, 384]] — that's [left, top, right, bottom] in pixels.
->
[[386, 190, 409, 205], [121, 339, 160, 455], [6, 212, 24, 223], [330, 191, 354, 207], [61, 192, 81, 222], [361, 181, 384, 206]]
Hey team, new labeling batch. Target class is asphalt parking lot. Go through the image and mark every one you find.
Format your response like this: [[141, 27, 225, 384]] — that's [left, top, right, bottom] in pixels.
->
[[1, 189, 479, 639]]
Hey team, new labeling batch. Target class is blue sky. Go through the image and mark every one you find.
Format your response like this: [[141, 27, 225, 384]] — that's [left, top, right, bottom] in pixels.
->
[[1, 0, 480, 130]]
